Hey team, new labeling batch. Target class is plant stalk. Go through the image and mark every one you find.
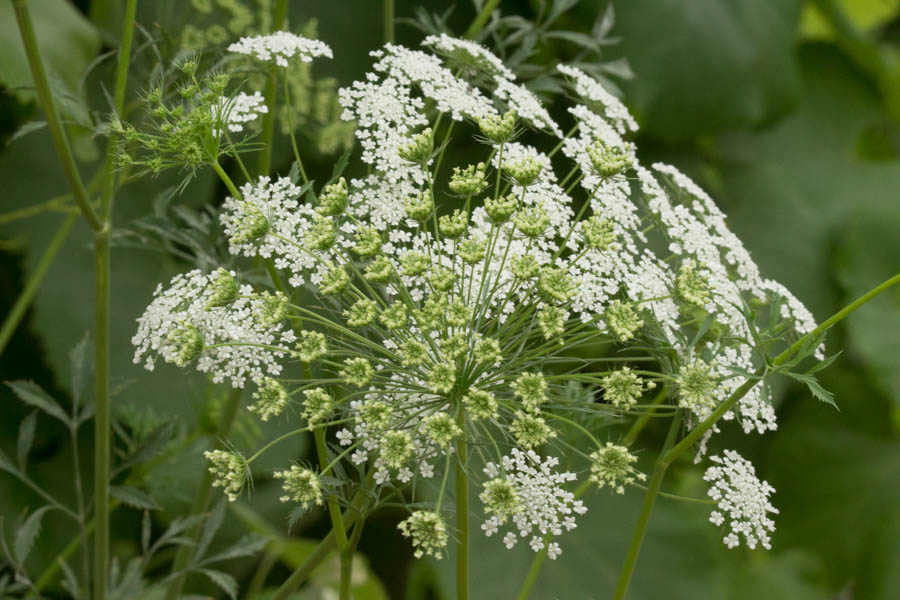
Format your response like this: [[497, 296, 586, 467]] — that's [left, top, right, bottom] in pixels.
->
[[455, 409, 469, 600], [257, 0, 290, 176], [465, 0, 501, 39], [383, 0, 395, 44]]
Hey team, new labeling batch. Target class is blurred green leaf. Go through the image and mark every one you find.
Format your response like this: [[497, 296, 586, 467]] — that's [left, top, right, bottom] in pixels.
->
[[0, 0, 100, 102], [5, 380, 70, 426], [13, 505, 52, 564], [16, 411, 37, 472], [110, 485, 160, 511]]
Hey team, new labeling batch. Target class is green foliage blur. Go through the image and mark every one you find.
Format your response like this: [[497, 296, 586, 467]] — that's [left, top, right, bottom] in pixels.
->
[[1, 0, 898, 598]]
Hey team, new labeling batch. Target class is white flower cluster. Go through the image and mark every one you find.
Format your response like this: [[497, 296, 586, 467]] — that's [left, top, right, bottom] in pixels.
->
[[481, 449, 586, 558], [217, 91, 268, 133], [131, 269, 295, 387], [228, 31, 333, 67], [704, 450, 778, 550]]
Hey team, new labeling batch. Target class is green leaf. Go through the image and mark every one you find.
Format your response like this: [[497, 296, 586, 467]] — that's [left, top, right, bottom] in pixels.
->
[[13, 505, 52, 564], [6, 121, 47, 146], [112, 420, 175, 478], [16, 412, 37, 472], [5, 380, 70, 426], [194, 499, 225, 562], [68, 332, 90, 410], [109, 485, 160, 510], [782, 371, 838, 409], [0, 0, 101, 103], [199, 568, 237, 600]]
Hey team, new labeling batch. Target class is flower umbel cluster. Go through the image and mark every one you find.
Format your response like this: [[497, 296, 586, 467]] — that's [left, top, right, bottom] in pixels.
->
[[133, 33, 818, 559]]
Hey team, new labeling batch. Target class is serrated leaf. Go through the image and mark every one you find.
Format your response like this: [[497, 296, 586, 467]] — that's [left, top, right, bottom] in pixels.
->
[[112, 420, 175, 478], [57, 556, 80, 599], [202, 534, 268, 564], [14, 506, 53, 564], [5, 381, 70, 426], [109, 486, 160, 510], [329, 147, 352, 183], [6, 121, 47, 146], [68, 332, 90, 410], [783, 371, 839, 409], [806, 350, 843, 375], [194, 500, 225, 562], [16, 412, 37, 472], [199, 568, 237, 599], [0, 448, 17, 475]]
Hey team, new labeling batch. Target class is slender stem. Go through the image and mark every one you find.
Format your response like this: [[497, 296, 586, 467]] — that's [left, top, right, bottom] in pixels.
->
[[340, 517, 365, 600], [0, 214, 76, 357], [163, 387, 243, 600], [314, 427, 350, 553], [455, 408, 469, 600], [622, 386, 667, 447], [465, 0, 501, 39], [612, 412, 682, 600], [92, 229, 111, 600], [212, 160, 242, 199], [11, 0, 101, 232], [383, 0, 395, 44], [256, 0, 289, 176]]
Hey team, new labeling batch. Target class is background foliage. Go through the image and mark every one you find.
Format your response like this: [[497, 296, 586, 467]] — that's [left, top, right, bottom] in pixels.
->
[[1, 0, 898, 598]]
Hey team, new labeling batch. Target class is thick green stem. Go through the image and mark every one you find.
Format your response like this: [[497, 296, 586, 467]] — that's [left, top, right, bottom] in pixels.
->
[[272, 474, 373, 600], [383, 0, 395, 44], [92, 230, 110, 600], [314, 427, 350, 553], [11, 0, 101, 232], [465, 0, 501, 39], [163, 387, 244, 600], [340, 517, 365, 600], [612, 412, 683, 600], [256, 0, 289, 176], [0, 214, 76, 357], [455, 409, 469, 600]]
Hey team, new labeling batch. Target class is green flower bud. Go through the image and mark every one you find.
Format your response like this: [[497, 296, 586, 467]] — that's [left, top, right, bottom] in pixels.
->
[[510, 255, 540, 280], [166, 323, 204, 366], [401, 251, 430, 277], [676, 359, 718, 415], [676, 260, 711, 307], [538, 267, 574, 303], [427, 362, 456, 394], [317, 177, 348, 216], [422, 413, 462, 449], [365, 256, 394, 282], [438, 209, 468, 239], [320, 264, 349, 295], [586, 141, 632, 178], [514, 206, 550, 238], [256, 291, 288, 328], [305, 216, 337, 251], [504, 156, 544, 187], [478, 110, 516, 144], [398, 511, 448, 559], [440, 333, 468, 359], [605, 300, 643, 342], [429, 268, 456, 292], [463, 388, 498, 421], [449, 162, 488, 196], [480, 478, 520, 520], [207, 268, 238, 308], [537, 306, 566, 341], [405, 189, 434, 222], [273, 465, 323, 508], [360, 399, 392, 430], [446, 301, 471, 328], [249, 377, 288, 421], [512, 372, 548, 412], [582, 216, 616, 250], [401, 339, 429, 367], [484, 193, 517, 223], [510, 411, 556, 449], [344, 298, 378, 327], [340, 357, 375, 387], [458, 237, 487, 264], [379, 302, 409, 330], [204, 449, 248, 501], [398, 128, 434, 163], [601, 367, 644, 408], [295, 330, 328, 361], [474, 336, 502, 364], [416, 292, 447, 330], [381, 430, 414, 468], [590, 443, 645, 494], [233, 202, 269, 244], [301, 387, 333, 427], [352, 226, 383, 258]]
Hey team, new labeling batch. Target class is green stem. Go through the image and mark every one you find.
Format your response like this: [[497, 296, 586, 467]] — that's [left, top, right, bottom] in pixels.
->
[[340, 516, 365, 600], [622, 386, 667, 447], [383, 0, 395, 44], [163, 386, 243, 600], [212, 160, 242, 199], [11, 0, 102, 232], [256, 0, 289, 176], [612, 411, 683, 600], [314, 427, 350, 552], [465, 0, 501, 39], [272, 473, 374, 600], [92, 229, 110, 600], [0, 214, 76, 357], [455, 408, 469, 600]]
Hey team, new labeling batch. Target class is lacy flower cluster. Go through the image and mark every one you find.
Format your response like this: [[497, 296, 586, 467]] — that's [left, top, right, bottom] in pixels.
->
[[133, 31, 817, 560]]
